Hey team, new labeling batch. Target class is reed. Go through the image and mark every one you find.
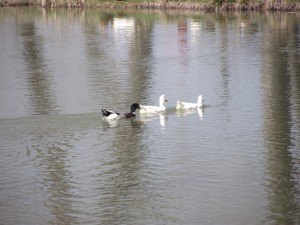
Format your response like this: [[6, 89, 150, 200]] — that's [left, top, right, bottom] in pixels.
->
[[1, 0, 300, 11], [265, 0, 300, 10]]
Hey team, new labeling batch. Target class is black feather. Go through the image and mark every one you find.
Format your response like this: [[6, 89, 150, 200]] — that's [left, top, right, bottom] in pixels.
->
[[101, 109, 116, 117], [101, 103, 140, 119]]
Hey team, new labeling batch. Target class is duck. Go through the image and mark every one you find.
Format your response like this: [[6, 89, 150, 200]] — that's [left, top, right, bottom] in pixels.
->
[[176, 95, 203, 110], [101, 103, 140, 120], [140, 95, 168, 114]]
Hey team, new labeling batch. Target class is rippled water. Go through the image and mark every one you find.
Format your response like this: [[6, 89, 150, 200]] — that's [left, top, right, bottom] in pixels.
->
[[0, 8, 300, 225]]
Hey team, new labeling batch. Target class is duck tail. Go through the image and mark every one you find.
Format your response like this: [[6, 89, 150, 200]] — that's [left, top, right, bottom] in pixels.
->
[[101, 109, 112, 117], [177, 101, 182, 105], [176, 101, 183, 109]]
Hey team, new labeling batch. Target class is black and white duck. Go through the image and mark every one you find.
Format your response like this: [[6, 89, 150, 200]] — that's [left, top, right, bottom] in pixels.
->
[[101, 103, 141, 120]]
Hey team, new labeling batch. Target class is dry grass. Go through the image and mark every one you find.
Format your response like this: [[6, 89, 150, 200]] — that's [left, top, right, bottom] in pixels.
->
[[265, 0, 300, 10], [1, 0, 300, 10]]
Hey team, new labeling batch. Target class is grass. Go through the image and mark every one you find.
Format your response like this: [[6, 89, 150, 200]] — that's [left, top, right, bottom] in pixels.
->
[[1, 0, 300, 11]]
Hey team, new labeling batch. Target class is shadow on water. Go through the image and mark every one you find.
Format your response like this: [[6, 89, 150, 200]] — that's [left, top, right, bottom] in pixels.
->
[[261, 12, 300, 224]]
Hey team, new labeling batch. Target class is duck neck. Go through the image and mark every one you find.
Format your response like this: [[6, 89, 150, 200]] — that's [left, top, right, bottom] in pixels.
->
[[131, 107, 139, 114], [197, 98, 203, 107], [159, 99, 165, 107]]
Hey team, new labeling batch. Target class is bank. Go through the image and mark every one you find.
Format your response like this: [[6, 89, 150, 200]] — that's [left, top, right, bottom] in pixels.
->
[[1, 0, 300, 11]]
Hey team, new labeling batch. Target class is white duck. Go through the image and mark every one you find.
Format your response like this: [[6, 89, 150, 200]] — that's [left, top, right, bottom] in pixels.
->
[[140, 95, 168, 113], [176, 95, 203, 110]]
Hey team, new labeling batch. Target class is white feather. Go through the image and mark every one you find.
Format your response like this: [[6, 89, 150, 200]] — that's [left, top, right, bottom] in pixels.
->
[[105, 113, 120, 120], [176, 95, 203, 110], [140, 95, 168, 114]]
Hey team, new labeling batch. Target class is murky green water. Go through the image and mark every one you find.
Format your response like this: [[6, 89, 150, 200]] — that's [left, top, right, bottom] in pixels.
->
[[0, 7, 300, 225]]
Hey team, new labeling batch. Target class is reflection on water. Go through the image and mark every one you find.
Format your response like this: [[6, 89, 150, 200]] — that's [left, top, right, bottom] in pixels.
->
[[176, 108, 204, 119], [0, 7, 300, 225], [261, 13, 300, 224], [20, 20, 58, 115], [139, 112, 167, 128]]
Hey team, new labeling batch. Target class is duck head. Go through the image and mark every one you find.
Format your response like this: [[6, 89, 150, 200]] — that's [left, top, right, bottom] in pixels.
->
[[159, 95, 168, 107], [130, 103, 141, 113]]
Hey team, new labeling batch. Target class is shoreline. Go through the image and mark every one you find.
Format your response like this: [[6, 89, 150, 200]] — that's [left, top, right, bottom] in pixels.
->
[[1, 0, 300, 11]]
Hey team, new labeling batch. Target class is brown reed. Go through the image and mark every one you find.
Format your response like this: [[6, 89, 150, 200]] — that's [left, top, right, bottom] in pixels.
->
[[1, 0, 299, 11]]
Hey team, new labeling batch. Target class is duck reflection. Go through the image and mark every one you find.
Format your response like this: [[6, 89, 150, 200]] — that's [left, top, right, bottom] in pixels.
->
[[197, 108, 204, 119], [159, 113, 167, 128], [98, 114, 158, 225], [176, 107, 204, 120], [102, 117, 143, 129], [139, 112, 167, 128], [102, 118, 119, 128]]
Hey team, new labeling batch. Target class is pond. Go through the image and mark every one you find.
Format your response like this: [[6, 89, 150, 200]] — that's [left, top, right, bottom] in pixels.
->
[[0, 7, 300, 225]]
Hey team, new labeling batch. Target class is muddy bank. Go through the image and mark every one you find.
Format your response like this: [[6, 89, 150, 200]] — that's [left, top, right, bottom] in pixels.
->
[[1, 0, 300, 11]]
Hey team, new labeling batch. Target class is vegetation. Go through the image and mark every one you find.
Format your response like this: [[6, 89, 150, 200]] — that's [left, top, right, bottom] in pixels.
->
[[1, 0, 300, 11]]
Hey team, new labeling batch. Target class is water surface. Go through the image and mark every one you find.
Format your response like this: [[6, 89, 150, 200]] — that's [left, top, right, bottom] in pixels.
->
[[0, 8, 300, 225]]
